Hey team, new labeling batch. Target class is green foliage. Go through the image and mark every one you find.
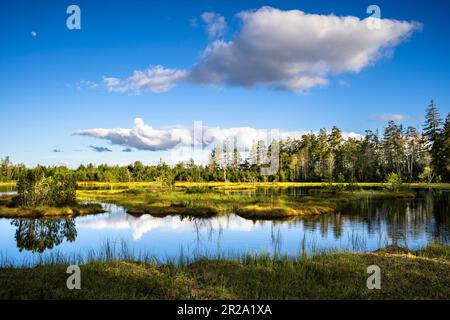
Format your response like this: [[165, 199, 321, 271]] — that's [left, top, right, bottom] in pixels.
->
[[0, 157, 25, 182], [184, 186, 213, 194], [419, 166, 434, 183], [385, 173, 403, 191], [15, 169, 77, 207], [1, 100, 449, 184], [336, 173, 346, 184], [156, 167, 176, 191]]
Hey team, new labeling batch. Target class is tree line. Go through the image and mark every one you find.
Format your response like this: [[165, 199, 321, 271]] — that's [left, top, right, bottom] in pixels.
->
[[1, 100, 449, 184]]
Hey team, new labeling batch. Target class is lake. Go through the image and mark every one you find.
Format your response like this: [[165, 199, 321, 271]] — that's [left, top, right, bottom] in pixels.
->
[[0, 187, 448, 265]]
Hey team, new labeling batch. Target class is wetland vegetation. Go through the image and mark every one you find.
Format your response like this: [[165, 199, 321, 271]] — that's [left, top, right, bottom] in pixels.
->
[[0, 168, 103, 218], [1, 242, 448, 300]]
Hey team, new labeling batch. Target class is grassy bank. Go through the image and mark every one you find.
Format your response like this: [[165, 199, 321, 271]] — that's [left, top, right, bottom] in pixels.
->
[[1, 181, 443, 219], [0, 195, 104, 218], [0, 203, 104, 218], [77, 188, 416, 219], [0, 243, 448, 299]]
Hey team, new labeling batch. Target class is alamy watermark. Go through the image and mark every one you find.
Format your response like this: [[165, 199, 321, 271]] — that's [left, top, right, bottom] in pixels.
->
[[366, 265, 381, 290], [66, 5, 81, 30], [66, 265, 81, 290], [366, 5, 381, 30]]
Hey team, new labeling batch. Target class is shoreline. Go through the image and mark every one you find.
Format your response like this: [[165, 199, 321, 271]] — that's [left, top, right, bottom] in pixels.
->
[[0, 186, 421, 219]]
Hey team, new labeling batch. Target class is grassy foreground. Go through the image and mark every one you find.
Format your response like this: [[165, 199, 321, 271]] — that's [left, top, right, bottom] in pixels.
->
[[0, 243, 448, 299]]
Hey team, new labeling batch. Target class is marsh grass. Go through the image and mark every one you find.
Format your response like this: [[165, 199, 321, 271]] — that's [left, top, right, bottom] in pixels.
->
[[0, 201, 104, 218], [75, 187, 417, 220], [5, 181, 449, 190], [0, 240, 448, 300]]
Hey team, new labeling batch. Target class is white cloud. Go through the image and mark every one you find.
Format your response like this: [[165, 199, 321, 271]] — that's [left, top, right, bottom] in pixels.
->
[[84, 7, 420, 95], [189, 6, 421, 93], [73, 118, 361, 152], [102, 65, 187, 94], [31, 31, 37, 37], [201, 12, 227, 38], [373, 114, 409, 122], [76, 80, 99, 91]]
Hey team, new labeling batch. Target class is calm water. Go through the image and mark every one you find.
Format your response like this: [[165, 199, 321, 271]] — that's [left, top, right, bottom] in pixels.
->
[[0, 187, 449, 265]]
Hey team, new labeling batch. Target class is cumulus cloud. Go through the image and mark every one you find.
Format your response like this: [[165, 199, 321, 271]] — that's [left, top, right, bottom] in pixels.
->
[[102, 65, 187, 94], [122, 148, 133, 152], [189, 6, 421, 93], [88, 7, 419, 95], [74, 118, 361, 152], [201, 12, 227, 38], [90, 145, 112, 153], [373, 114, 409, 122]]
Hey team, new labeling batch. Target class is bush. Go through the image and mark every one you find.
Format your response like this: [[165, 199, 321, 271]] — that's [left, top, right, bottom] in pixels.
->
[[385, 172, 403, 191], [15, 169, 77, 207], [156, 170, 176, 190], [418, 166, 434, 183]]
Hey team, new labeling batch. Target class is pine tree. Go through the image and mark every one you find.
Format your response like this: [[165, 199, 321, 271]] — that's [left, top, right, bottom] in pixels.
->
[[383, 121, 405, 175], [423, 100, 444, 179], [440, 113, 450, 180], [423, 99, 442, 150]]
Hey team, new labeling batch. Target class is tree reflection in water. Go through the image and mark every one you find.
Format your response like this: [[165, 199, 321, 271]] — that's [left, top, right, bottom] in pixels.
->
[[11, 218, 77, 253]]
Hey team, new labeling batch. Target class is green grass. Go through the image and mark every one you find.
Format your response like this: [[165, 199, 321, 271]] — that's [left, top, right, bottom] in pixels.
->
[[3, 181, 450, 190], [76, 188, 417, 219], [0, 194, 104, 218], [0, 181, 441, 219], [0, 202, 104, 218], [0, 243, 448, 300]]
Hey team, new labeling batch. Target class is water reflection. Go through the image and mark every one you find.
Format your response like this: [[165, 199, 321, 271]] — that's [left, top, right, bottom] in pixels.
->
[[11, 218, 77, 253], [78, 204, 257, 240], [0, 189, 448, 262]]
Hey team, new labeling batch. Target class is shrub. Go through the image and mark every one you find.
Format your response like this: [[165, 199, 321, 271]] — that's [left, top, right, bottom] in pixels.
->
[[418, 166, 434, 183], [156, 170, 176, 191], [385, 172, 403, 191], [15, 169, 77, 207]]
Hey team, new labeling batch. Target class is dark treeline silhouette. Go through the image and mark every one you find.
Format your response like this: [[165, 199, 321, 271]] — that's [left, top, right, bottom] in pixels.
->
[[1, 101, 449, 183]]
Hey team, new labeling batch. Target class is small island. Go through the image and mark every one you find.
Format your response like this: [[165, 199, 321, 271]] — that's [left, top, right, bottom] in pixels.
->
[[0, 168, 103, 218], [76, 175, 417, 220]]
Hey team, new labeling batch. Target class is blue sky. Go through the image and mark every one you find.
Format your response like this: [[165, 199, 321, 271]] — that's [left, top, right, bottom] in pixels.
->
[[1, 0, 449, 167]]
